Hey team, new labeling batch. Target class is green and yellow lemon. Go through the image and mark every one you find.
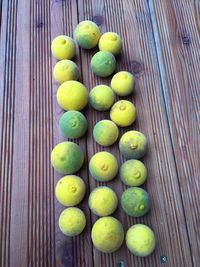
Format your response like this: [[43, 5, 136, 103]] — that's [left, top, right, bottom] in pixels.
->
[[59, 207, 86, 236], [99, 32, 122, 55], [119, 130, 148, 159], [57, 81, 88, 111], [111, 71, 134, 96], [89, 186, 118, 216], [51, 35, 76, 60], [91, 217, 124, 253], [110, 100, 137, 127], [126, 224, 156, 256], [89, 151, 118, 182], [91, 51, 116, 77], [93, 120, 119, 146], [53, 59, 79, 84], [51, 141, 84, 174], [55, 175, 86, 206]]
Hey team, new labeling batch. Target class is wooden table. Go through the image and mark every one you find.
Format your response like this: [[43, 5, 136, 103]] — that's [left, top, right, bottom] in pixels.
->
[[0, 0, 199, 266]]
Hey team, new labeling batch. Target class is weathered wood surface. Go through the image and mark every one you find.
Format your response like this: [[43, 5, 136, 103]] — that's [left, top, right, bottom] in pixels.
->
[[0, 0, 199, 267]]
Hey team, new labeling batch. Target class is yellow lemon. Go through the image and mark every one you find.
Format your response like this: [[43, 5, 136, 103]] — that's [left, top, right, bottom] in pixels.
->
[[110, 100, 137, 127], [74, 20, 100, 49], [99, 32, 122, 55], [89, 152, 118, 182], [120, 160, 147, 186], [126, 224, 156, 256], [59, 207, 86, 236], [91, 217, 124, 253], [55, 175, 86, 206], [51, 35, 76, 60], [119, 131, 148, 159], [53, 59, 79, 84], [93, 120, 119, 146], [57, 81, 88, 111], [111, 71, 134, 96], [89, 186, 118, 216], [51, 141, 84, 174], [89, 85, 115, 111]]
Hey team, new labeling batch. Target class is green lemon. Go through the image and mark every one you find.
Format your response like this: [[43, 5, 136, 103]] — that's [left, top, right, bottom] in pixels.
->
[[59, 207, 86, 236], [53, 59, 79, 84], [110, 100, 137, 127], [91, 51, 116, 77], [51, 141, 84, 174], [57, 81, 88, 111], [89, 152, 118, 182], [51, 35, 76, 60], [74, 20, 100, 49], [91, 217, 124, 253], [121, 187, 150, 217], [119, 130, 148, 159], [120, 160, 147, 186], [111, 71, 134, 96], [93, 120, 119, 146], [89, 85, 115, 111], [99, 32, 122, 55], [55, 175, 86, 206], [126, 224, 156, 256], [59, 111, 88, 138], [89, 186, 118, 216]]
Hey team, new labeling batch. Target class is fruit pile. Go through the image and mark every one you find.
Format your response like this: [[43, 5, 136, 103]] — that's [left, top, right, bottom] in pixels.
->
[[51, 20, 156, 257]]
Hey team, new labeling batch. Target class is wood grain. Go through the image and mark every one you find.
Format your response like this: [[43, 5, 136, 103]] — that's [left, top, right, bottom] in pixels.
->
[[0, 0, 199, 266]]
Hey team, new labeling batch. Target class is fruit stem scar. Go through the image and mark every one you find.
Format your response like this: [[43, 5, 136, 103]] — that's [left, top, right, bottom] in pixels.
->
[[109, 35, 117, 41], [100, 163, 108, 171], [130, 142, 138, 149], [119, 103, 126, 110], [60, 39, 66, 44], [69, 185, 77, 192], [134, 172, 141, 179], [139, 204, 145, 210]]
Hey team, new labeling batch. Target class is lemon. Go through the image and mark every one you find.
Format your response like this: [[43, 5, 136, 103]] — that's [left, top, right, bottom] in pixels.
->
[[89, 85, 115, 111], [59, 111, 88, 138], [93, 120, 119, 146], [89, 151, 118, 182], [53, 59, 79, 84], [111, 71, 134, 96], [57, 81, 88, 111], [91, 51, 116, 77], [119, 131, 148, 159], [121, 187, 150, 217], [59, 207, 86, 236], [51, 35, 76, 60], [126, 224, 156, 256], [89, 186, 118, 216], [55, 175, 86, 206], [110, 100, 136, 127], [120, 160, 147, 186], [74, 20, 100, 49], [91, 217, 124, 253], [51, 141, 84, 174], [99, 32, 122, 55]]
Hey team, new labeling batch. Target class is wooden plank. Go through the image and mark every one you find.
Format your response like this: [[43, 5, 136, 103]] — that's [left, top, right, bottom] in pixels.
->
[[77, 0, 193, 266], [149, 0, 200, 265]]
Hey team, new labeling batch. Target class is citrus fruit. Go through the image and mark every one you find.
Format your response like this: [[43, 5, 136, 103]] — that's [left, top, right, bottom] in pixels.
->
[[89, 85, 115, 111], [99, 32, 122, 55], [126, 224, 156, 256], [51, 35, 76, 60], [55, 175, 86, 206], [91, 217, 124, 253], [51, 141, 84, 174], [91, 51, 116, 77], [57, 81, 88, 111], [120, 160, 147, 186], [59, 111, 88, 138], [111, 71, 134, 96], [110, 100, 137, 127], [53, 59, 79, 84], [89, 151, 118, 182], [59, 207, 86, 236], [119, 130, 148, 159], [93, 120, 119, 146], [121, 187, 150, 217], [89, 186, 118, 216], [74, 20, 100, 49]]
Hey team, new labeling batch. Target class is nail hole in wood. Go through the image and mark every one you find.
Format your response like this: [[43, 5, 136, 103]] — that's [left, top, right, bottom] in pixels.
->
[[182, 36, 190, 45]]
